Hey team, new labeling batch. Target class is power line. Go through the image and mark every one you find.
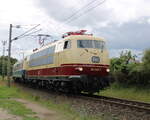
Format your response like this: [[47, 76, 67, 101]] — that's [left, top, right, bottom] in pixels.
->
[[16, 29, 42, 39], [63, 0, 100, 23], [37, 0, 106, 37], [39, 0, 104, 35], [66, 0, 106, 24], [12, 24, 40, 41], [56, 0, 106, 33], [43, 21, 61, 35], [39, 16, 61, 36]]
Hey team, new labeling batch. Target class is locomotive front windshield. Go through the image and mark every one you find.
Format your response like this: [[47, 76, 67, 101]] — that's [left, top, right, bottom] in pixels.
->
[[77, 40, 105, 49]]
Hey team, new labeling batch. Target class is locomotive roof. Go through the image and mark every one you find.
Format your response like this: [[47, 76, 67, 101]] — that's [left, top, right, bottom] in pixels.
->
[[31, 35, 105, 54], [64, 35, 105, 41]]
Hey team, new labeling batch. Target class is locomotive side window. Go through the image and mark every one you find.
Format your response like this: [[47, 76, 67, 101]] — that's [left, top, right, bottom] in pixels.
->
[[64, 40, 71, 49], [29, 45, 55, 67]]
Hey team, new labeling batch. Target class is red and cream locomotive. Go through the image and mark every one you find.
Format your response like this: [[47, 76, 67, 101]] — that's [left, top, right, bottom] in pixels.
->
[[13, 30, 110, 93]]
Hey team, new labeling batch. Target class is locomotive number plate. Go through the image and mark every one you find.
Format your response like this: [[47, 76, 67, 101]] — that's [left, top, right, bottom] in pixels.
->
[[91, 68, 100, 71], [92, 56, 100, 63]]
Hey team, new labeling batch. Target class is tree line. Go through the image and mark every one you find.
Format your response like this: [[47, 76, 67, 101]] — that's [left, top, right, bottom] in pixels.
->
[[0, 56, 17, 76], [110, 49, 150, 87]]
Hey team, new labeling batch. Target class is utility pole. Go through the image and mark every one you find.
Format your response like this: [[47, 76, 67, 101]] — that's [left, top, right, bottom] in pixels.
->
[[2, 40, 7, 81], [6, 24, 40, 87], [7, 24, 12, 87]]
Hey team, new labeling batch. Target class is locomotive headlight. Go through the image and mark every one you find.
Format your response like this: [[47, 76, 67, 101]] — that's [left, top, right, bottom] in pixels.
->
[[75, 67, 83, 71], [106, 68, 110, 72]]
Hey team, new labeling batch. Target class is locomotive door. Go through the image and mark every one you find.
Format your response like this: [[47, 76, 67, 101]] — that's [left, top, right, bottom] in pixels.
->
[[56, 42, 63, 75]]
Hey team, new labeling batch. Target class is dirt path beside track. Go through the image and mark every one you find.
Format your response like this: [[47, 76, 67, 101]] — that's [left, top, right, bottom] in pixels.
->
[[14, 98, 63, 120], [0, 108, 22, 120], [0, 98, 66, 120]]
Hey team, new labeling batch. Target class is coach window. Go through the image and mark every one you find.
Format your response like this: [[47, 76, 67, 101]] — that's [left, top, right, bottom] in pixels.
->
[[64, 40, 71, 49]]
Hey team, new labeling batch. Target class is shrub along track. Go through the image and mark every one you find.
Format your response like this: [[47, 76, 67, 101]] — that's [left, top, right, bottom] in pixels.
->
[[13, 82, 150, 120]]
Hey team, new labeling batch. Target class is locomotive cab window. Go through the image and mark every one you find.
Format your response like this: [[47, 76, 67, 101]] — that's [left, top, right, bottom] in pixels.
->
[[77, 40, 105, 50], [63, 40, 71, 49], [77, 40, 93, 48]]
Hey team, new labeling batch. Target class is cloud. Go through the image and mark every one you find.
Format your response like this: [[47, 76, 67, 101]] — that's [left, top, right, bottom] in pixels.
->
[[94, 18, 150, 50], [36, 0, 150, 27], [0, 0, 150, 60], [36, 0, 112, 28]]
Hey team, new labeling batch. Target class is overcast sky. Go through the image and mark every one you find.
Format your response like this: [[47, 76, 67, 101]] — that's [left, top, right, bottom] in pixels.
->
[[0, 0, 150, 60]]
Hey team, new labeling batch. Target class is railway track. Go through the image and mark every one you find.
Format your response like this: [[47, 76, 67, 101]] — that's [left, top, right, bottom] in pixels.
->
[[79, 93, 150, 113], [13, 82, 150, 113], [13, 82, 150, 119]]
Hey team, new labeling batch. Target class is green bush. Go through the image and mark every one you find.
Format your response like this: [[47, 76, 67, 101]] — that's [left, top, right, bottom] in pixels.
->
[[0, 56, 17, 76], [110, 49, 150, 87]]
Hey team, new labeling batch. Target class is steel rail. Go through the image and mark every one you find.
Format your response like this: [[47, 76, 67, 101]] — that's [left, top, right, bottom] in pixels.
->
[[79, 93, 150, 112]]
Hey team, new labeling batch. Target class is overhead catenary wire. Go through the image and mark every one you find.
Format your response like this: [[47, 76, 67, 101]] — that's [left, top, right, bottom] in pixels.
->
[[12, 24, 40, 41], [9, 0, 106, 42], [66, 0, 106, 24], [39, 0, 106, 36], [56, 0, 106, 33], [63, 0, 103, 24], [16, 29, 42, 39], [43, 21, 61, 35], [39, 16, 62, 36]]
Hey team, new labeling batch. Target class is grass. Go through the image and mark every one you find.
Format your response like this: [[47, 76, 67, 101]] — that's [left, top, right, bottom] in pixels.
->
[[24, 92, 102, 120], [100, 82, 150, 103], [35, 99, 101, 120], [0, 99, 39, 120], [0, 79, 102, 120], [0, 84, 40, 120], [0, 85, 21, 99], [1, 78, 149, 120]]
